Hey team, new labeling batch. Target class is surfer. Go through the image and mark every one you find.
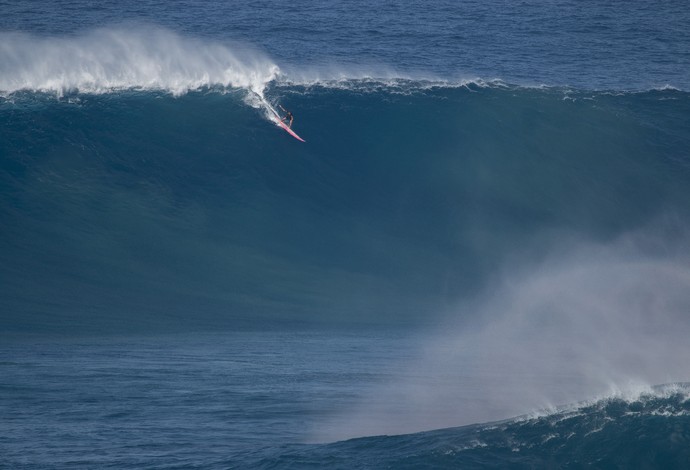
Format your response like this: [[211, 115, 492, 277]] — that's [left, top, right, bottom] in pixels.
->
[[279, 105, 294, 128]]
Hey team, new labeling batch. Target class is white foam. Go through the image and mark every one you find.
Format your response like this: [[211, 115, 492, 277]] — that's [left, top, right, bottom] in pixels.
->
[[272, 69, 502, 93], [0, 26, 280, 97]]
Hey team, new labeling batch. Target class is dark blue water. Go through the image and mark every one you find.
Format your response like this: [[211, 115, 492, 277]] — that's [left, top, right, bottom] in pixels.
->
[[2, 0, 689, 90], [0, 331, 419, 467], [2, 1, 690, 467], [3, 332, 690, 468]]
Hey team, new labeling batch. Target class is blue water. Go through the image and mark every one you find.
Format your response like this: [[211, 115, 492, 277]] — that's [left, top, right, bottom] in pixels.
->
[[1, 331, 418, 466], [3, 1, 690, 468], [2, 0, 689, 90]]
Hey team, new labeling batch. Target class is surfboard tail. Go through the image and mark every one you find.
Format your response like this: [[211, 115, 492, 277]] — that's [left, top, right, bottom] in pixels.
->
[[254, 92, 305, 142]]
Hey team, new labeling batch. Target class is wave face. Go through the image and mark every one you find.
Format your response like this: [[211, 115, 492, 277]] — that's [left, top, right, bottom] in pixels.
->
[[263, 385, 690, 469], [2, 80, 690, 333]]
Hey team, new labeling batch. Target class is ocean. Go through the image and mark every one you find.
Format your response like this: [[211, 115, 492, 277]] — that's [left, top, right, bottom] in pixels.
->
[[2, 1, 690, 468]]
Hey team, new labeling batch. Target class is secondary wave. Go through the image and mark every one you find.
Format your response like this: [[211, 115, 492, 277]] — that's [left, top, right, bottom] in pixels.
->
[[280, 384, 690, 469]]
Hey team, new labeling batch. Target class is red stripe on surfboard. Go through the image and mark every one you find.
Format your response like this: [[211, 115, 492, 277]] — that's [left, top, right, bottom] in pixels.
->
[[278, 120, 306, 142]]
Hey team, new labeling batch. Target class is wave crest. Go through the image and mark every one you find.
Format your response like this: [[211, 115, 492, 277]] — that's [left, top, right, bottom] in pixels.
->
[[0, 26, 280, 96]]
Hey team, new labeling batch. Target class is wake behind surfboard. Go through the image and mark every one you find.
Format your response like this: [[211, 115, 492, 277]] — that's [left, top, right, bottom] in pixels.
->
[[253, 92, 306, 142], [276, 119, 306, 142]]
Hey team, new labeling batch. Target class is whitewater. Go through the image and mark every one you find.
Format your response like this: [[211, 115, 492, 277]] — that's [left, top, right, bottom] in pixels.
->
[[3, 1, 690, 467]]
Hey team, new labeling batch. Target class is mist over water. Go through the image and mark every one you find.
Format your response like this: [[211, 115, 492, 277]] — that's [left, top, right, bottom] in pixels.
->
[[312, 224, 690, 441], [0, 27, 279, 96], [3, 1, 690, 91]]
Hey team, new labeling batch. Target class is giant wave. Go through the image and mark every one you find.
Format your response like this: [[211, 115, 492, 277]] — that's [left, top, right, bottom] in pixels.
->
[[1, 27, 690, 336], [3, 26, 690, 468], [2, 77, 690, 335]]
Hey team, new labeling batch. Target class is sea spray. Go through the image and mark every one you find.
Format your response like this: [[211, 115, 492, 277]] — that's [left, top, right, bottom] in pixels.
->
[[309, 227, 690, 441], [0, 27, 279, 96]]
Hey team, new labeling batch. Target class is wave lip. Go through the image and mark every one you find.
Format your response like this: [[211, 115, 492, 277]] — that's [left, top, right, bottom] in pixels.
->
[[518, 382, 690, 424], [0, 26, 279, 96]]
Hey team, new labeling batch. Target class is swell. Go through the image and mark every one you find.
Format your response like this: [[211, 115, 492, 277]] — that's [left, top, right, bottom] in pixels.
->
[[1, 86, 690, 333], [259, 384, 690, 469]]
